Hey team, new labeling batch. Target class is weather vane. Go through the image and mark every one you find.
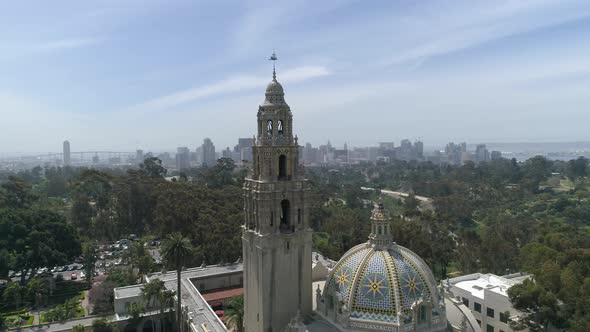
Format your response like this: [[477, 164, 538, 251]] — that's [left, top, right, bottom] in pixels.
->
[[269, 51, 278, 79]]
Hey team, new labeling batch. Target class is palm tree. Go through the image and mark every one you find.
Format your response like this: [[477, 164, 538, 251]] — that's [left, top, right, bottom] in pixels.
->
[[26, 279, 47, 327], [3, 281, 23, 310], [159, 289, 176, 332], [142, 279, 165, 332], [224, 296, 244, 332], [160, 233, 193, 332]]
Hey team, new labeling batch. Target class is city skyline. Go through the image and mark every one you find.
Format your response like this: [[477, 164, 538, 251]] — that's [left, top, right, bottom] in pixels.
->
[[2, 1, 590, 153]]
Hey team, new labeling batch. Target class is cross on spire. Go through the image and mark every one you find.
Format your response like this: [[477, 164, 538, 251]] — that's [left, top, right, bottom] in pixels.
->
[[269, 51, 278, 80]]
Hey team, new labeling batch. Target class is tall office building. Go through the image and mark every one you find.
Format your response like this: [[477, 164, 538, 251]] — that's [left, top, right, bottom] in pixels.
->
[[63, 140, 71, 166], [201, 138, 216, 166], [136, 149, 144, 164], [176, 147, 190, 170], [235, 138, 254, 162], [475, 144, 490, 163], [491, 150, 502, 160], [414, 140, 424, 159]]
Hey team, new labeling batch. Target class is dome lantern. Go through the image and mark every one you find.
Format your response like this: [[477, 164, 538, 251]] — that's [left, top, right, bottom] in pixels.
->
[[369, 201, 393, 247]]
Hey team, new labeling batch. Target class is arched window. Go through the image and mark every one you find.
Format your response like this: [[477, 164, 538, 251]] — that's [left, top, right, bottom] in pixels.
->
[[270, 212, 273, 226], [278, 154, 287, 180], [266, 120, 273, 135], [297, 208, 301, 224], [281, 199, 290, 228], [277, 120, 284, 135], [419, 305, 427, 323]]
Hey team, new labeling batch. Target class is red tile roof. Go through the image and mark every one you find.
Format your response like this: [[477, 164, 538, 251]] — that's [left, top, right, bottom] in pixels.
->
[[202, 287, 243, 302]]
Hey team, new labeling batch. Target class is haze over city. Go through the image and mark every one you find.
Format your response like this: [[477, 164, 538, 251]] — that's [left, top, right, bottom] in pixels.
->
[[2, 0, 590, 153]]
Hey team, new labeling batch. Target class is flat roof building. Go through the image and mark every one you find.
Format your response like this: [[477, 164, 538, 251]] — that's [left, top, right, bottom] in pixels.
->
[[443, 272, 530, 332]]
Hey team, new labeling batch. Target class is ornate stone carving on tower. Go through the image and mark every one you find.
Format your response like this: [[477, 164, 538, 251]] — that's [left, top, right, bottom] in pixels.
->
[[242, 54, 312, 332]]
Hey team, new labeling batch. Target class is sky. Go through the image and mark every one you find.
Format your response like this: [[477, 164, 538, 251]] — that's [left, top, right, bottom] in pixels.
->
[[1, 0, 590, 154]]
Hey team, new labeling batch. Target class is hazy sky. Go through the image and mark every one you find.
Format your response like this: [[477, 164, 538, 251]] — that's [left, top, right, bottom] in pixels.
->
[[1, 0, 590, 153]]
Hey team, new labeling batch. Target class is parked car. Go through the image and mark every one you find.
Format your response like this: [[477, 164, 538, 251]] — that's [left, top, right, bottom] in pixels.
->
[[79, 271, 86, 280], [60, 266, 69, 272], [70, 272, 77, 280]]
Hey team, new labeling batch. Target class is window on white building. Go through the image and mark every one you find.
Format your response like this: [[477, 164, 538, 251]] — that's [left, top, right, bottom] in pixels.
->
[[487, 307, 495, 318]]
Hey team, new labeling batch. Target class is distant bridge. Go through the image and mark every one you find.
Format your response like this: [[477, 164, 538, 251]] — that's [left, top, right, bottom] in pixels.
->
[[1, 151, 137, 163]]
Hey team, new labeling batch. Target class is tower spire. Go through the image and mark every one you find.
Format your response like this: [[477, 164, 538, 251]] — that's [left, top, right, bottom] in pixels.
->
[[269, 51, 278, 80]]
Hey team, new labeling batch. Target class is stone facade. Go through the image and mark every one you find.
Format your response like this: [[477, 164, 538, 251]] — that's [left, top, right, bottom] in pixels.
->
[[242, 67, 313, 332]]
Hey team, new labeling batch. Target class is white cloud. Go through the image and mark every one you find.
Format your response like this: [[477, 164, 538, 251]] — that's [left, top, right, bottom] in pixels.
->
[[125, 65, 330, 113], [377, 0, 590, 66]]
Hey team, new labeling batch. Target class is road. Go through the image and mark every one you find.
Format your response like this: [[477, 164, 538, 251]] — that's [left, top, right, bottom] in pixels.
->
[[361, 187, 434, 210]]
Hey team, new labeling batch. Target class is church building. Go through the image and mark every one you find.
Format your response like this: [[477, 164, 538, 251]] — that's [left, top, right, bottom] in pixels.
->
[[240, 57, 474, 332]]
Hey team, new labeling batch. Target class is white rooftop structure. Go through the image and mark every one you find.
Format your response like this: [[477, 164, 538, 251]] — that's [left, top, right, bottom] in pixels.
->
[[451, 273, 528, 299], [444, 272, 530, 332]]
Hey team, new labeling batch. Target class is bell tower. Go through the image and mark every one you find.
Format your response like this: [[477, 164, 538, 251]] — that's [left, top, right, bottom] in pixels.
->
[[242, 54, 312, 332]]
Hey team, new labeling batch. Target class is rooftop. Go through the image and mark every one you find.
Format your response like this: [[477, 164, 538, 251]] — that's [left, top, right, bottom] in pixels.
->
[[114, 283, 144, 299], [149, 263, 243, 332], [446, 272, 530, 299]]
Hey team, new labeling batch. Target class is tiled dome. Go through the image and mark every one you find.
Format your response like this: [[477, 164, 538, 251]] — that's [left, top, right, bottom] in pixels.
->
[[324, 243, 438, 324], [320, 204, 445, 330]]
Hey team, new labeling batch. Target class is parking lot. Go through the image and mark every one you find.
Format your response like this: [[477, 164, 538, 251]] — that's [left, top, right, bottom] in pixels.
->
[[7, 236, 161, 284]]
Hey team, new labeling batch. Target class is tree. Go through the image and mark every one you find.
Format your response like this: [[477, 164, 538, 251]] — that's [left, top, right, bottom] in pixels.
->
[[566, 157, 588, 182], [508, 279, 561, 330], [83, 244, 97, 285], [0, 208, 81, 284], [129, 242, 153, 282], [159, 289, 175, 332], [73, 324, 86, 332], [3, 281, 23, 309], [71, 193, 93, 231], [128, 302, 145, 330], [140, 157, 167, 178], [27, 279, 48, 326], [92, 318, 113, 332], [161, 233, 193, 331], [142, 279, 166, 332], [225, 295, 244, 332], [88, 281, 115, 314], [0, 176, 36, 209]]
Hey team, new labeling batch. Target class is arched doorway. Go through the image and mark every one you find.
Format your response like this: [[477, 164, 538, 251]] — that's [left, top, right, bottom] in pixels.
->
[[142, 320, 154, 332], [278, 154, 287, 180]]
